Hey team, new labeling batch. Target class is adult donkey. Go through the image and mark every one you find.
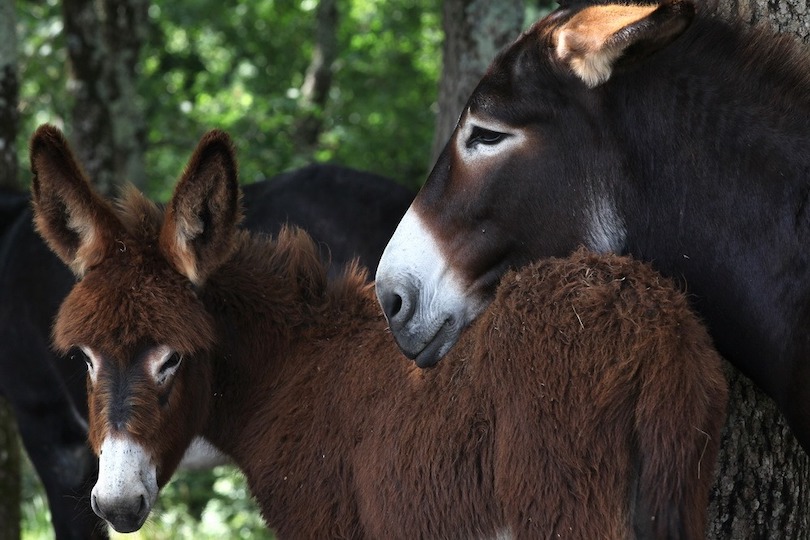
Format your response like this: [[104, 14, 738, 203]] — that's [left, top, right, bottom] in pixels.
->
[[1, 162, 412, 539], [375, 0, 810, 450]]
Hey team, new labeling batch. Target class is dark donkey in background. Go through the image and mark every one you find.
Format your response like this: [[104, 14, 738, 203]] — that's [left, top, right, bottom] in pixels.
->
[[0, 161, 412, 538], [29, 125, 726, 538], [376, 0, 810, 449]]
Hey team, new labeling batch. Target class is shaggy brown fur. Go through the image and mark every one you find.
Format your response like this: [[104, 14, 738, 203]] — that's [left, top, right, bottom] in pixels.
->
[[31, 125, 728, 539]]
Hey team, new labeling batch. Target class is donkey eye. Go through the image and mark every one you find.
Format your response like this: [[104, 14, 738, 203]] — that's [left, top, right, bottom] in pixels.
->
[[70, 347, 99, 384], [70, 347, 87, 363], [466, 126, 508, 148], [150, 347, 183, 387], [159, 352, 182, 376], [70, 347, 92, 371]]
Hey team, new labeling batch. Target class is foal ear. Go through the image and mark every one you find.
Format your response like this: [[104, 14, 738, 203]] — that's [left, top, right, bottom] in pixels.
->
[[29, 124, 122, 277], [554, 0, 695, 88], [160, 130, 242, 286]]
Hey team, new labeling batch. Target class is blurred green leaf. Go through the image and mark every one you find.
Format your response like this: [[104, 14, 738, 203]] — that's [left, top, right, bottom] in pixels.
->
[[18, 0, 440, 195]]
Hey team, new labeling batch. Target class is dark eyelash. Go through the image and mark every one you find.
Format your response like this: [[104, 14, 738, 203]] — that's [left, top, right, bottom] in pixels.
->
[[466, 126, 508, 148], [159, 352, 182, 375], [70, 347, 90, 365]]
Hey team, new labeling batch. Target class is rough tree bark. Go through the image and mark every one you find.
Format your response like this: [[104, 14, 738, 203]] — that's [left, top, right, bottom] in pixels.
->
[[0, 0, 21, 538], [61, 0, 148, 194], [292, 0, 338, 155], [429, 0, 525, 165], [432, 0, 810, 536], [708, 364, 810, 537], [710, 0, 810, 43]]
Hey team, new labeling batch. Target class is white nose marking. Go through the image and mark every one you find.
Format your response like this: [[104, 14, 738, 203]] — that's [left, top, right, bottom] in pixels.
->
[[376, 208, 488, 364], [92, 435, 158, 520]]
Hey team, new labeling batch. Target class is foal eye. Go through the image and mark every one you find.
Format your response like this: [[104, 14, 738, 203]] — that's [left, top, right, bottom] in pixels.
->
[[70, 348, 93, 372], [466, 126, 508, 148], [159, 352, 182, 376], [150, 347, 183, 386]]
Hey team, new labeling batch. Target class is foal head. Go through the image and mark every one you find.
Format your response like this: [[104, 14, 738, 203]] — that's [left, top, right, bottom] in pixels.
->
[[30, 125, 241, 532], [375, 1, 695, 367]]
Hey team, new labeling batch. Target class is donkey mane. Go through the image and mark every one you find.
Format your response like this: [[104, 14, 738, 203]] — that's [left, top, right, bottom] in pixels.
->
[[538, 3, 810, 105], [113, 182, 372, 313], [204, 226, 374, 346], [670, 13, 810, 111]]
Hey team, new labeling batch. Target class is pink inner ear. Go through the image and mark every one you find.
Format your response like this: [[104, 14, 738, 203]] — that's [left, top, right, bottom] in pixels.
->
[[160, 210, 202, 285], [30, 125, 122, 277], [158, 130, 241, 286], [553, 4, 660, 88]]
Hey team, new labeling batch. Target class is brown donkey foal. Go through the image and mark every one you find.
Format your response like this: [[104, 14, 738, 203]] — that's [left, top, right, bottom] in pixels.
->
[[30, 125, 728, 538]]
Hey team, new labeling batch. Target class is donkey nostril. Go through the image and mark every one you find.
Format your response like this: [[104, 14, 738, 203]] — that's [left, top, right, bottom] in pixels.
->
[[381, 290, 406, 324], [137, 494, 147, 515], [390, 294, 403, 318], [91, 493, 103, 518]]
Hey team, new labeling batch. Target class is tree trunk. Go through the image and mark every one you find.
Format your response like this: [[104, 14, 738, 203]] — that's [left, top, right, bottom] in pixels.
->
[[429, 0, 524, 165], [292, 0, 339, 155], [0, 397, 20, 540], [61, 0, 148, 194], [709, 0, 810, 43], [0, 0, 19, 190], [101, 0, 149, 189], [0, 2, 21, 538], [708, 364, 810, 537]]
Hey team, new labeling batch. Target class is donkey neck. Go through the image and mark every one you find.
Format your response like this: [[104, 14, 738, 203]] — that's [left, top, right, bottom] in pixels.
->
[[609, 17, 810, 190], [197, 229, 377, 457], [191, 229, 390, 535], [603, 17, 810, 398]]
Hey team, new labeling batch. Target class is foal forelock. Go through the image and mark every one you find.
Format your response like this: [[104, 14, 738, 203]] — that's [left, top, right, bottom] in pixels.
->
[[52, 244, 216, 356]]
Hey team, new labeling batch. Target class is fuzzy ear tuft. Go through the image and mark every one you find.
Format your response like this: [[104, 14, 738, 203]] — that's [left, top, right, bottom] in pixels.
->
[[159, 130, 242, 286], [554, 0, 695, 88], [29, 124, 123, 277]]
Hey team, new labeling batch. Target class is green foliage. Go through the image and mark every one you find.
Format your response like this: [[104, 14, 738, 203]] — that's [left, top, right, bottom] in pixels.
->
[[112, 466, 274, 540], [20, 446, 274, 539], [141, 0, 440, 195], [17, 0, 67, 133], [17, 0, 440, 198]]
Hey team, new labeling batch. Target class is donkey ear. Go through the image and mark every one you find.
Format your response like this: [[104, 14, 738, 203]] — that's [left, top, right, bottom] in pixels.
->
[[29, 124, 122, 277], [159, 130, 242, 286], [554, 0, 695, 88]]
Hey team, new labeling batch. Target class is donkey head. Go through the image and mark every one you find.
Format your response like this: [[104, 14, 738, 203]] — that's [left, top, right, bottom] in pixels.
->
[[376, 0, 695, 367], [30, 125, 241, 532]]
